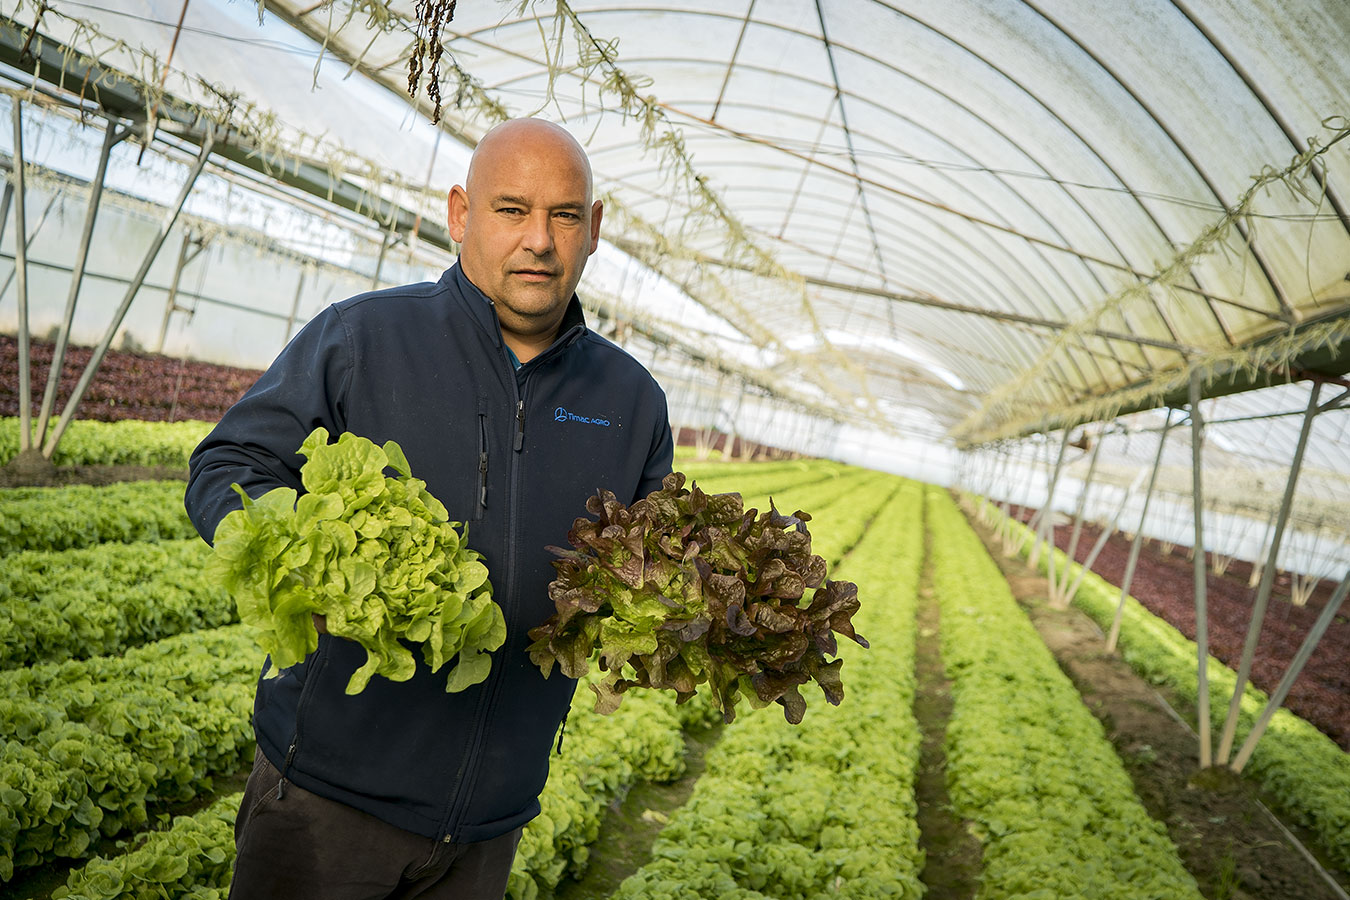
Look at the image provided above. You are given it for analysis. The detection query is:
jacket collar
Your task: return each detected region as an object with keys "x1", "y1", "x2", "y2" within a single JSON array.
[{"x1": 445, "y1": 262, "x2": 588, "y2": 355}]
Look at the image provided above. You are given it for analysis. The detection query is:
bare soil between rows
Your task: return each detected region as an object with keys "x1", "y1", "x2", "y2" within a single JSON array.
[
  {"x1": 967, "y1": 513, "x2": 1349, "y2": 900},
  {"x1": 0, "y1": 459, "x2": 189, "y2": 488}
]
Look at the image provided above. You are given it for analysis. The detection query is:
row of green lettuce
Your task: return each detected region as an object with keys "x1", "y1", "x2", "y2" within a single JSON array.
[
  {"x1": 44, "y1": 679, "x2": 715, "y2": 900},
  {"x1": 609, "y1": 477, "x2": 927, "y2": 900},
  {"x1": 0, "y1": 418, "x2": 212, "y2": 468},
  {"x1": 0, "y1": 626, "x2": 259, "y2": 881},
  {"x1": 0, "y1": 481, "x2": 196, "y2": 556},
  {"x1": 927, "y1": 488, "x2": 1205, "y2": 900},
  {"x1": 0, "y1": 539, "x2": 235, "y2": 669},
  {"x1": 24, "y1": 459, "x2": 882, "y2": 898},
  {"x1": 969, "y1": 495, "x2": 1350, "y2": 872}
]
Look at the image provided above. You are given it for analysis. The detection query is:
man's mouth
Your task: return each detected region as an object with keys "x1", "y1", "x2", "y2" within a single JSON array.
[{"x1": 513, "y1": 269, "x2": 557, "y2": 282}]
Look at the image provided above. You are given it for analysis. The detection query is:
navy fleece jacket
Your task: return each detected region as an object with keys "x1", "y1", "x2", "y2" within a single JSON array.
[{"x1": 185, "y1": 263, "x2": 673, "y2": 842}]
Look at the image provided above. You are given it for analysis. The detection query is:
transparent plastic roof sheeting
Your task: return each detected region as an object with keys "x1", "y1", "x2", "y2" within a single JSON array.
[{"x1": 0, "y1": 1, "x2": 1346, "y2": 501}]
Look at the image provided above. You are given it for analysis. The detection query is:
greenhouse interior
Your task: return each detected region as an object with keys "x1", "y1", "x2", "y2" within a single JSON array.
[{"x1": 0, "y1": 1, "x2": 1346, "y2": 898}]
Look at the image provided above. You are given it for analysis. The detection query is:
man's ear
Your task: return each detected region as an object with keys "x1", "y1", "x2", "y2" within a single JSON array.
[
  {"x1": 588, "y1": 199, "x2": 603, "y2": 255},
  {"x1": 447, "y1": 185, "x2": 469, "y2": 243}
]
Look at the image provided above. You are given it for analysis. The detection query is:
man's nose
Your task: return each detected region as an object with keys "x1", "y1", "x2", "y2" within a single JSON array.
[{"x1": 521, "y1": 211, "x2": 555, "y2": 255}]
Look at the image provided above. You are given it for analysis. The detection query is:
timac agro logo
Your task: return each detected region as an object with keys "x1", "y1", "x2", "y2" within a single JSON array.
[{"x1": 553, "y1": 406, "x2": 611, "y2": 427}]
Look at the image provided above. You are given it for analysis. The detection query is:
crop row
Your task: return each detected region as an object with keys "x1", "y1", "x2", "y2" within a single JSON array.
[
  {"x1": 611, "y1": 478, "x2": 926, "y2": 900},
  {"x1": 31, "y1": 675, "x2": 716, "y2": 900},
  {"x1": 0, "y1": 481, "x2": 196, "y2": 556},
  {"x1": 986, "y1": 503, "x2": 1350, "y2": 872},
  {"x1": 0, "y1": 626, "x2": 259, "y2": 881},
  {"x1": 51, "y1": 792, "x2": 241, "y2": 900},
  {"x1": 507, "y1": 685, "x2": 713, "y2": 899},
  {"x1": 0, "y1": 418, "x2": 211, "y2": 469},
  {"x1": 927, "y1": 488, "x2": 1205, "y2": 899},
  {"x1": 0, "y1": 540, "x2": 234, "y2": 669}
]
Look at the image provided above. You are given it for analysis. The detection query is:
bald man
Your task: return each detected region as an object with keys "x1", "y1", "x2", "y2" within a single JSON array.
[{"x1": 187, "y1": 118, "x2": 673, "y2": 899}]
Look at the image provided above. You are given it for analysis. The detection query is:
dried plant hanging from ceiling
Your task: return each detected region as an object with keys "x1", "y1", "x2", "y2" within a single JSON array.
[{"x1": 406, "y1": 0, "x2": 457, "y2": 123}]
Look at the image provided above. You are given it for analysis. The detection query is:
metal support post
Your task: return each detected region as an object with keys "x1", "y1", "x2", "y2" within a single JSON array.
[
  {"x1": 371, "y1": 227, "x2": 398, "y2": 290},
  {"x1": 1216, "y1": 380, "x2": 1322, "y2": 764},
  {"x1": 1057, "y1": 468, "x2": 1147, "y2": 610},
  {"x1": 43, "y1": 135, "x2": 215, "y2": 458},
  {"x1": 1230, "y1": 568, "x2": 1350, "y2": 773},
  {"x1": 0, "y1": 182, "x2": 12, "y2": 249},
  {"x1": 1057, "y1": 427, "x2": 1105, "y2": 604},
  {"x1": 0, "y1": 190, "x2": 61, "y2": 302},
  {"x1": 36, "y1": 120, "x2": 127, "y2": 447},
  {"x1": 10, "y1": 98, "x2": 31, "y2": 452},
  {"x1": 1190, "y1": 370, "x2": 1212, "y2": 768},
  {"x1": 1033, "y1": 427, "x2": 1072, "y2": 576},
  {"x1": 284, "y1": 264, "x2": 308, "y2": 343},
  {"x1": 1107, "y1": 409, "x2": 1175, "y2": 652},
  {"x1": 154, "y1": 228, "x2": 208, "y2": 354}
]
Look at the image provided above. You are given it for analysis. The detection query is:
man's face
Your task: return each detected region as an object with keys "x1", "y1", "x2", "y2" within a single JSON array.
[{"x1": 447, "y1": 124, "x2": 602, "y2": 341}]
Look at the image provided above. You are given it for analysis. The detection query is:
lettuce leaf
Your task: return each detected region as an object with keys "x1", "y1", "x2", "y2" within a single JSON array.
[{"x1": 209, "y1": 427, "x2": 504, "y2": 694}]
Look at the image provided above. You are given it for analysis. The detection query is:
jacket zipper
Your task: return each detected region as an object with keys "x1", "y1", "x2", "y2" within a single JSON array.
[
  {"x1": 438, "y1": 323, "x2": 530, "y2": 843},
  {"x1": 277, "y1": 641, "x2": 329, "y2": 799}
]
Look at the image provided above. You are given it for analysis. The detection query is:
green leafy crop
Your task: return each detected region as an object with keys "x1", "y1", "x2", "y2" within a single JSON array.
[
  {"x1": 209, "y1": 428, "x2": 505, "y2": 695},
  {"x1": 527, "y1": 472, "x2": 866, "y2": 724}
]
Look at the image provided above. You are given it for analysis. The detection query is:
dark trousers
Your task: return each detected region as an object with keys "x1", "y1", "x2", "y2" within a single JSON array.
[{"x1": 229, "y1": 747, "x2": 522, "y2": 900}]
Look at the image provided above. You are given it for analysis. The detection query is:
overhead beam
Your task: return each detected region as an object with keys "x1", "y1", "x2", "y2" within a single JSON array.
[
  {"x1": 620, "y1": 240, "x2": 1197, "y2": 354},
  {"x1": 0, "y1": 17, "x2": 457, "y2": 252},
  {"x1": 1005, "y1": 307, "x2": 1350, "y2": 440}
]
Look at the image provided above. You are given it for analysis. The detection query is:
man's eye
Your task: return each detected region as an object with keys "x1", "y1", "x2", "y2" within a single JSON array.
[
  {"x1": 555, "y1": 211, "x2": 580, "y2": 221},
  {"x1": 498, "y1": 207, "x2": 524, "y2": 215}
]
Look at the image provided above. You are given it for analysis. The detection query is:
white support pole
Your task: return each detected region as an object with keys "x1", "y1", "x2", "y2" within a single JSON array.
[
  {"x1": 42, "y1": 135, "x2": 215, "y2": 458},
  {"x1": 1057, "y1": 428, "x2": 1105, "y2": 604},
  {"x1": 284, "y1": 263, "x2": 308, "y2": 343},
  {"x1": 996, "y1": 447, "x2": 1018, "y2": 551},
  {"x1": 1230, "y1": 568, "x2": 1349, "y2": 773},
  {"x1": 36, "y1": 120, "x2": 126, "y2": 446},
  {"x1": 0, "y1": 188, "x2": 60, "y2": 303},
  {"x1": 371, "y1": 227, "x2": 397, "y2": 290},
  {"x1": 1248, "y1": 508, "x2": 1280, "y2": 589},
  {"x1": 1216, "y1": 381, "x2": 1322, "y2": 764},
  {"x1": 153, "y1": 229, "x2": 207, "y2": 354},
  {"x1": 1190, "y1": 370, "x2": 1212, "y2": 768},
  {"x1": 1107, "y1": 410, "x2": 1175, "y2": 652},
  {"x1": 1034, "y1": 427, "x2": 1072, "y2": 579},
  {"x1": 0, "y1": 181, "x2": 12, "y2": 248},
  {"x1": 10, "y1": 98, "x2": 32, "y2": 453},
  {"x1": 1024, "y1": 437, "x2": 1052, "y2": 535},
  {"x1": 1057, "y1": 468, "x2": 1148, "y2": 610}
]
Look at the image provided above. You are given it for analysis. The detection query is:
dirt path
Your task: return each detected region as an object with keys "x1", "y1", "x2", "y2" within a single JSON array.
[
  {"x1": 969, "y1": 515, "x2": 1349, "y2": 900},
  {"x1": 552, "y1": 723, "x2": 722, "y2": 899},
  {"x1": 913, "y1": 559, "x2": 982, "y2": 899}
]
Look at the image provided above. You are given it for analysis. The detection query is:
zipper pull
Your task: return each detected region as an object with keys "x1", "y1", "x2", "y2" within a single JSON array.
[
  {"x1": 278, "y1": 741, "x2": 298, "y2": 800},
  {"x1": 478, "y1": 450, "x2": 489, "y2": 508},
  {"x1": 555, "y1": 709, "x2": 569, "y2": 755},
  {"x1": 514, "y1": 400, "x2": 525, "y2": 452}
]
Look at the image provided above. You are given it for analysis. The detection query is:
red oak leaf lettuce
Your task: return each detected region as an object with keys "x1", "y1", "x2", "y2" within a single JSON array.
[{"x1": 527, "y1": 472, "x2": 866, "y2": 724}]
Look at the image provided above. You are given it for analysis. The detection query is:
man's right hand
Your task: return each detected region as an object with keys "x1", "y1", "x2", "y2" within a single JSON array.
[{"x1": 313, "y1": 614, "x2": 329, "y2": 635}]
